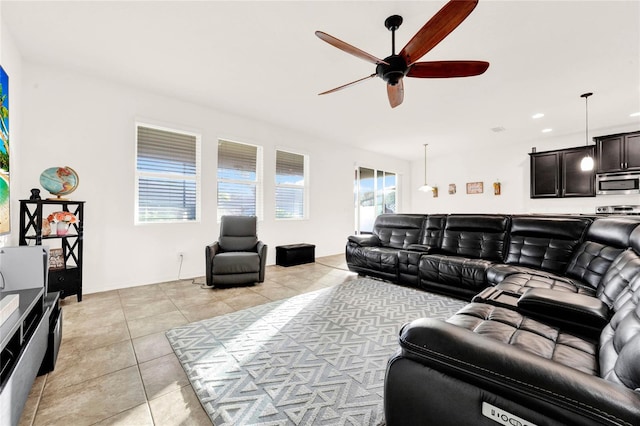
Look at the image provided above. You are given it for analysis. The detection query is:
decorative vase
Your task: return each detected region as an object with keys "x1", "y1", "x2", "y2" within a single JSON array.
[{"x1": 56, "y1": 221, "x2": 70, "y2": 236}]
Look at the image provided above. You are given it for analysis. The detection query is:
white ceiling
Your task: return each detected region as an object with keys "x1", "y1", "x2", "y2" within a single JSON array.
[{"x1": 3, "y1": 0, "x2": 640, "y2": 161}]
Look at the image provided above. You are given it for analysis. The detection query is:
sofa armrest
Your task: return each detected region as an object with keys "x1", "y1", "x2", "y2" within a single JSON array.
[
  {"x1": 397, "y1": 318, "x2": 640, "y2": 425},
  {"x1": 347, "y1": 234, "x2": 381, "y2": 247},
  {"x1": 517, "y1": 288, "x2": 610, "y2": 333},
  {"x1": 404, "y1": 244, "x2": 434, "y2": 253},
  {"x1": 205, "y1": 242, "x2": 220, "y2": 287}
]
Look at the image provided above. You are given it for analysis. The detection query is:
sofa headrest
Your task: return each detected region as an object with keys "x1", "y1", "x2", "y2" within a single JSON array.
[
  {"x1": 374, "y1": 214, "x2": 426, "y2": 230},
  {"x1": 510, "y1": 216, "x2": 591, "y2": 240},
  {"x1": 588, "y1": 217, "x2": 640, "y2": 248},
  {"x1": 444, "y1": 215, "x2": 509, "y2": 232}
]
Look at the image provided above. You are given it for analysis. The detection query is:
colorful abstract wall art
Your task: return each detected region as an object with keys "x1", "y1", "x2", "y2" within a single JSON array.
[{"x1": 0, "y1": 65, "x2": 9, "y2": 235}]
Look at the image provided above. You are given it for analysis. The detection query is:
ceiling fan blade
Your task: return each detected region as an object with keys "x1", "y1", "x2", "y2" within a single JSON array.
[
  {"x1": 400, "y1": 0, "x2": 479, "y2": 65},
  {"x1": 319, "y1": 74, "x2": 377, "y2": 95},
  {"x1": 315, "y1": 31, "x2": 389, "y2": 65},
  {"x1": 387, "y1": 79, "x2": 404, "y2": 108},
  {"x1": 407, "y1": 60, "x2": 489, "y2": 78}
]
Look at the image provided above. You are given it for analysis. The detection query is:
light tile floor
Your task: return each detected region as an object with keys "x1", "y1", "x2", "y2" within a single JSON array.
[{"x1": 19, "y1": 254, "x2": 356, "y2": 426}]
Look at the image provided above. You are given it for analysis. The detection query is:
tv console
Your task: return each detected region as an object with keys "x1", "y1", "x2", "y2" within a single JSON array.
[{"x1": 0, "y1": 246, "x2": 51, "y2": 426}]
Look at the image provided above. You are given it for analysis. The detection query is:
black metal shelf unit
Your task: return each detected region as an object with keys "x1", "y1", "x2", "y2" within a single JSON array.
[{"x1": 19, "y1": 199, "x2": 85, "y2": 301}]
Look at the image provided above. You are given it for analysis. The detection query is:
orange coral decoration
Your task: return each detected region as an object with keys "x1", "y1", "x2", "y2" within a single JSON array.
[{"x1": 47, "y1": 211, "x2": 77, "y2": 223}]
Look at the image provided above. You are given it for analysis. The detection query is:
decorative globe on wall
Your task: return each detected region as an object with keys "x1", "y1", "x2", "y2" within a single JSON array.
[{"x1": 39, "y1": 166, "x2": 79, "y2": 200}]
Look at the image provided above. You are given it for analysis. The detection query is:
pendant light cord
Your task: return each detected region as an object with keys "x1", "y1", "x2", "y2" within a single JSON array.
[
  {"x1": 581, "y1": 92, "x2": 593, "y2": 146},
  {"x1": 424, "y1": 144, "x2": 428, "y2": 185}
]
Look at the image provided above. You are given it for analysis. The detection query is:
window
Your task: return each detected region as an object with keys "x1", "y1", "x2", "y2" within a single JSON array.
[
  {"x1": 355, "y1": 167, "x2": 397, "y2": 233},
  {"x1": 135, "y1": 124, "x2": 200, "y2": 224},
  {"x1": 275, "y1": 150, "x2": 308, "y2": 219},
  {"x1": 217, "y1": 140, "x2": 262, "y2": 220}
]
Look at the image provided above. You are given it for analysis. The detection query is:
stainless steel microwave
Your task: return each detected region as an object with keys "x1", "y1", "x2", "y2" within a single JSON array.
[{"x1": 596, "y1": 172, "x2": 640, "y2": 195}]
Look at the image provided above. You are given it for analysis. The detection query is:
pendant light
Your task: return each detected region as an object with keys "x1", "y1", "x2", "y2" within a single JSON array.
[
  {"x1": 418, "y1": 143, "x2": 433, "y2": 191},
  {"x1": 580, "y1": 92, "x2": 594, "y2": 171}
]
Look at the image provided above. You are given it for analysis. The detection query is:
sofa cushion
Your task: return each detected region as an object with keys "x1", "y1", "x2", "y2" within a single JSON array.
[
  {"x1": 600, "y1": 296, "x2": 640, "y2": 389},
  {"x1": 373, "y1": 214, "x2": 425, "y2": 249},
  {"x1": 494, "y1": 273, "x2": 596, "y2": 296},
  {"x1": 563, "y1": 217, "x2": 640, "y2": 288},
  {"x1": 212, "y1": 252, "x2": 260, "y2": 274},
  {"x1": 597, "y1": 248, "x2": 640, "y2": 309},
  {"x1": 419, "y1": 214, "x2": 446, "y2": 247},
  {"x1": 446, "y1": 302, "x2": 599, "y2": 376},
  {"x1": 504, "y1": 216, "x2": 591, "y2": 273},
  {"x1": 439, "y1": 214, "x2": 509, "y2": 261},
  {"x1": 419, "y1": 255, "x2": 494, "y2": 291},
  {"x1": 397, "y1": 250, "x2": 423, "y2": 285},
  {"x1": 346, "y1": 246, "x2": 399, "y2": 274},
  {"x1": 218, "y1": 216, "x2": 259, "y2": 251}
]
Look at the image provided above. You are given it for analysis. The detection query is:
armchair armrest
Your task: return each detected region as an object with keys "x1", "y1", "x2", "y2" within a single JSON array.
[
  {"x1": 347, "y1": 234, "x2": 381, "y2": 247},
  {"x1": 257, "y1": 241, "x2": 267, "y2": 283},
  {"x1": 205, "y1": 242, "x2": 220, "y2": 287},
  {"x1": 397, "y1": 318, "x2": 640, "y2": 425},
  {"x1": 517, "y1": 288, "x2": 610, "y2": 335}
]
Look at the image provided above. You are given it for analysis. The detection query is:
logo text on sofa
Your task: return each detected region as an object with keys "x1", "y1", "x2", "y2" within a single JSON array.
[{"x1": 482, "y1": 402, "x2": 538, "y2": 426}]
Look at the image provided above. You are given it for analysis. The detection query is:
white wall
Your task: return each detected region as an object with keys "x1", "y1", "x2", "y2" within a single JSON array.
[
  {"x1": 411, "y1": 125, "x2": 640, "y2": 214},
  {"x1": 17, "y1": 63, "x2": 412, "y2": 294}
]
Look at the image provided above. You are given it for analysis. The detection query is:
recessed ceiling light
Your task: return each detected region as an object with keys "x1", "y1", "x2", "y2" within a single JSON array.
[
  {"x1": 542, "y1": 128, "x2": 553, "y2": 133},
  {"x1": 631, "y1": 112, "x2": 640, "y2": 117},
  {"x1": 532, "y1": 113, "x2": 544, "y2": 119}
]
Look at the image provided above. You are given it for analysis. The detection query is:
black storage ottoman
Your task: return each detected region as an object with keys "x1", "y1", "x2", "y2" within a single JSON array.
[{"x1": 276, "y1": 244, "x2": 315, "y2": 267}]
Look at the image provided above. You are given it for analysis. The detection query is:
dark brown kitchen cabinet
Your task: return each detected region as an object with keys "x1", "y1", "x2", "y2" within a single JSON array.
[
  {"x1": 530, "y1": 146, "x2": 595, "y2": 198},
  {"x1": 596, "y1": 131, "x2": 640, "y2": 173}
]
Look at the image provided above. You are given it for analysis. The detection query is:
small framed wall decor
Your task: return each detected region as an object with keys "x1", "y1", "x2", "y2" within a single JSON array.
[
  {"x1": 49, "y1": 248, "x2": 65, "y2": 270},
  {"x1": 466, "y1": 182, "x2": 484, "y2": 194},
  {"x1": 448, "y1": 184, "x2": 456, "y2": 195}
]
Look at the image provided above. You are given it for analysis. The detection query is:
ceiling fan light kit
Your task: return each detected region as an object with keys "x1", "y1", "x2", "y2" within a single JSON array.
[{"x1": 315, "y1": 0, "x2": 489, "y2": 108}]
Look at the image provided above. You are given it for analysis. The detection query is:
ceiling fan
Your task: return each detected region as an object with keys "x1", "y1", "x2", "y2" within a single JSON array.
[{"x1": 316, "y1": 0, "x2": 489, "y2": 108}]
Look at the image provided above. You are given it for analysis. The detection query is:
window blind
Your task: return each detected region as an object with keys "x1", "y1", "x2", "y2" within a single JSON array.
[
  {"x1": 136, "y1": 125, "x2": 200, "y2": 223},
  {"x1": 217, "y1": 140, "x2": 259, "y2": 218},
  {"x1": 276, "y1": 150, "x2": 306, "y2": 219}
]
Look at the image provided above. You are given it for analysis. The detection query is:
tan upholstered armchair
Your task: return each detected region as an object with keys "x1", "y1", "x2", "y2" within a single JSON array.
[{"x1": 205, "y1": 216, "x2": 267, "y2": 287}]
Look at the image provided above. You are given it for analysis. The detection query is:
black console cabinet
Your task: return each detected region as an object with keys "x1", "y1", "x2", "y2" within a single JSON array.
[{"x1": 19, "y1": 199, "x2": 85, "y2": 301}]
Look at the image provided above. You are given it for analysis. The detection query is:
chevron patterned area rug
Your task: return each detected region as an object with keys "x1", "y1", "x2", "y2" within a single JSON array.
[{"x1": 166, "y1": 278, "x2": 466, "y2": 426}]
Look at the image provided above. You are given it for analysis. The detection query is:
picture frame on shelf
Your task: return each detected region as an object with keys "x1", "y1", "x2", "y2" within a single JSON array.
[{"x1": 48, "y1": 248, "x2": 65, "y2": 270}]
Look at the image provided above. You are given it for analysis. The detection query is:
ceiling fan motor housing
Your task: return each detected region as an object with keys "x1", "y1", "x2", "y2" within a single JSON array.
[{"x1": 376, "y1": 55, "x2": 408, "y2": 86}]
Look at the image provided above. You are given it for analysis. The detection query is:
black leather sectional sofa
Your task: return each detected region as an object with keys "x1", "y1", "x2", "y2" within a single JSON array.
[{"x1": 345, "y1": 213, "x2": 640, "y2": 426}]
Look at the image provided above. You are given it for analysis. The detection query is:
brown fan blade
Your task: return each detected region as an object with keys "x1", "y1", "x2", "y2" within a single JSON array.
[
  {"x1": 407, "y1": 60, "x2": 489, "y2": 78},
  {"x1": 400, "y1": 0, "x2": 479, "y2": 65},
  {"x1": 315, "y1": 31, "x2": 389, "y2": 65},
  {"x1": 319, "y1": 74, "x2": 377, "y2": 95},
  {"x1": 387, "y1": 79, "x2": 404, "y2": 108}
]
